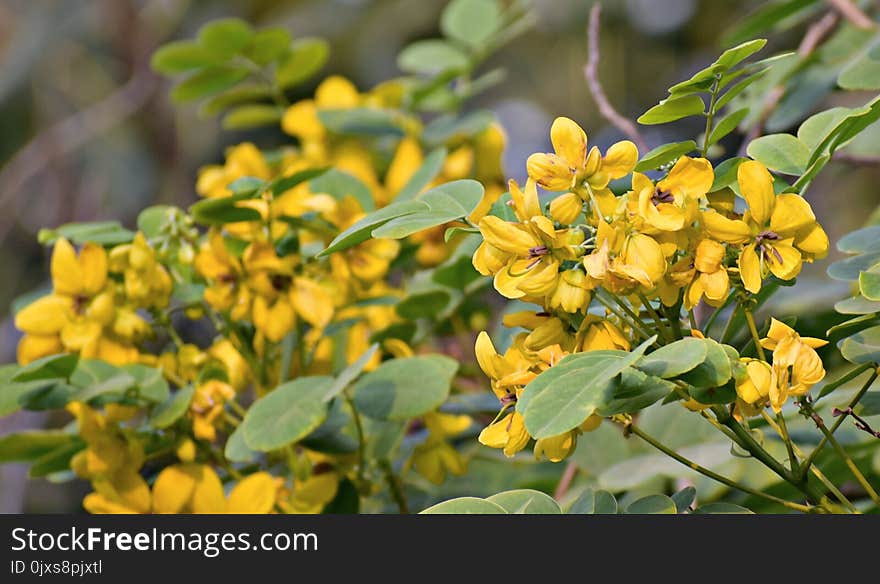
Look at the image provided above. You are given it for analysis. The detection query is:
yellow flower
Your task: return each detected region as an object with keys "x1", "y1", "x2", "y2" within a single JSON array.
[
  {"x1": 760, "y1": 318, "x2": 828, "y2": 412},
  {"x1": 702, "y1": 160, "x2": 828, "y2": 293},
  {"x1": 685, "y1": 239, "x2": 730, "y2": 309},
  {"x1": 152, "y1": 464, "x2": 278, "y2": 514},
  {"x1": 576, "y1": 315, "x2": 630, "y2": 352},
  {"x1": 534, "y1": 431, "x2": 577, "y2": 462},
  {"x1": 526, "y1": 117, "x2": 637, "y2": 192},
  {"x1": 549, "y1": 192, "x2": 583, "y2": 224},
  {"x1": 109, "y1": 233, "x2": 172, "y2": 309},
  {"x1": 548, "y1": 269, "x2": 591, "y2": 313},
  {"x1": 190, "y1": 380, "x2": 236, "y2": 442},
  {"x1": 634, "y1": 157, "x2": 713, "y2": 233},
  {"x1": 410, "y1": 412, "x2": 471, "y2": 484},
  {"x1": 478, "y1": 411, "x2": 531, "y2": 457},
  {"x1": 195, "y1": 231, "x2": 251, "y2": 320},
  {"x1": 735, "y1": 358, "x2": 772, "y2": 405}
]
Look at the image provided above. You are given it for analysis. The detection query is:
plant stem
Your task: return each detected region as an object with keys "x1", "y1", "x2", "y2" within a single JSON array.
[
  {"x1": 702, "y1": 294, "x2": 735, "y2": 336},
  {"x1": 761, "y1": 411, "x2": 858, "y2": 512},
  {"x1": 800, "y1": 369, "x2": 878, "y2": 475},
  {"x1": 344, "y1": 390, "x2": 368, "y2": 487},
  {"x1": 636, "y1": 291, "x2": 674, "y2": 342},
  {"x1": 720, "y1": 303, "x2": 740, "y2": 344},
  {"x1": 817, "y1": 421, "x2": 880, "y2": 506},
  {"x1": 594, "y1": 289, "x2": 653, "y2": 341},
  {"x1": 700, "y1": 76, "x2": 721, "y2": 157},
  {"x1": 773, "y1": 410, "x2": 799, "y2": 474},
  {"x1": 380, "y1": 459, "x2": 409, "y2": 514},
  {"x1": 554, "y1": 461, "x2": 579, "y2": 501},
  {"x1": 743, "y1": 307, "x2": 766, "y2": 361},
  {"x1": 627, "y1": 423, "x2": 813, "y2": 512}
]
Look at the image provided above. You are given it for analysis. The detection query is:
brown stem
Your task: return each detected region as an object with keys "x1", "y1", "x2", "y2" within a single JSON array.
[
  {"x1": 825, "y1": 0, "x2": 876, "y2": 29},
  {"x1": 553, "y1": 461, "x2": 579, "y2": 501},
  {"x1": 739, "y1": 12, "x2": 839, "y2": 156},
  {"x1": 584, "y1": 3, "x2": 648, "y2": 153}
]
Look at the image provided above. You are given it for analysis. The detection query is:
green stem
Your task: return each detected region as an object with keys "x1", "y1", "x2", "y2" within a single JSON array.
[
  {"x1": 800, "y1": 369, "x2": 878, "y2": 476},
  {"x1": 627, "y1": 423, "x2": 813, "y2": 513},
  {"x1": 380, "y1": 459, "x2": 409, "y2": 514},
  {"x1": 700, "y1": 76, "x2": 721, "y2": 157},
  {"x1": 817, "y1": 421, "x2": 880, "y2": 506},
  {"x1": 743, "y1": 308, "x2": 766, "y2": 361},
  {"x1": 637, "y1": 291, "x2": 674, "y2": 342},
  {"x1": 720, "y1": 303, "x2": 740, "y2": 344},
  {"x1": 702, "y1": 294, "x2": 735, "y2": 336},
  {"x1": 594, "y1": 289, "x2": 653, "y2": 341},
  {"x1": 344, "y1": 390, "x2": 368, "y2": 487}
]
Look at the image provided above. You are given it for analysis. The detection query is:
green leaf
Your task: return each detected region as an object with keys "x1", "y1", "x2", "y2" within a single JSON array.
[
  {"x1": 838, "y1": 51, "x2": 880, "y2": 90},
  {"x1": 242, "y1": 376, "x2": 333, "y2": 451},
  {"x1": 746, "y1": 133, "x2": 809, "y2": 175},
  {"x1": 634, "y1": 141, "x2": 696, "y2": 172},
  {"x1": 309, "y1": 169, "x2": 374, "y2": 212},
  {"x1": 352, "y1": 355, "x2": 457, "y2": 420},
  {"x1": 199, "y1": 85, "x2": 275, "y2": 116},
  {"x1": 318, "y1": 108, "x2": 405, "y2": 137},
  {"x1": 137, "y1": 205, "x2": 175, "y2": 239},
  {"x1": 0, "y1": 365, "x2": 58, "y2": 416},
  {"x1": 171, "y1": 66, "x2": 250, "y2": 102},
  {"x1": 190, "y1": 192, "x2": 263, "y2": 225},
  {"x1": 394, "y1": 147, "x2": 448, "y2": 201},
  {"x1": 859, "y1": 268, "x2": 880, "y2": 301},
  {"x1": 693, "y1": 502, "x2": 753, "y2": 514},
  {"x1": 713, "y1": 70, "x2": 768, "y2": 111},
  {"x1": 835, "y1": 295, "x2": 880, "y2": 315},
  {"x1": 671, "y1": 486, "x2": 697, "y2": 511},
  {"x1": 837, "y1": 225, "x2": 880, "y2": 254},
  {"x1": 73, "y1": 372, "x2": 136, "y2": 403},
  {"x1": 625, "y1": 494, "x2": 677, "y2": 514},
  {"x1": 322, "y1": 344, "x2": 379, "y2": 402},
  {"x1": 222, "y1": 104, "x2": 283, "y2": 130},
  {"x1": 38, "y1": 221, "x2": 134, "y2": 246},
  {"x1": 420, "y1": 497, "x2": 507, "y2": 514},
  {"x1": 224, "y1": 424, "x2": 258, "y2": 463},
  {"x1": 0, "y1": 430, "x2": 75, "y2": 463},
  {"x1": 198, "y1": 18, "x2": 254, "y2": 58},
  {"x1": 29, "y1": 439, "x2": 85, "y2": 478},
  {"x1": 13, "y1": 354, "x2": 78, "y2": 382},
  {"x1": 638, "y1": 95, "x2": 705, "y2": 125},
  {"x1": 148, "y1": 385, "x2": 195, "y2": 429},
  {"x1": 151, "y1": 41, "x2": 220, "y2": 74},
  {"x1": 708, "y1": 107, "x2": 748, "y2": 145},
  {"x1": 276, "y1": 38, "x2": 330, "y2": 89},
  {"x1": 636, "y1": 338, "x2": 708, "y2": 378},
  {"x1": 709, "y1": 157, "x2": 746, "y2": 192},
  {"x1": 597, "y1": 367, "x2": 675, "y2": 415},
  {"x1": 398, "y1": 40, "x2": 470, "y2": 74},
  {"x1": 798, "y1": 107, "x2": 860, "y2": 151},
  {"x1": 440, "y1": 0, "x2": 502, "y2": 49},
  {"x1": 839, "y1": 325, "x2": 880, "y2": 364},
  {"x1": 396, "y1": 290, "x2": 451, "y2": 320},
  {"x1": 722, "y1": 0, "x2": 819, "y2": 47},
  {"x1": 568, "y1": 488, "x2": 618, "y2": 514},
  {"x1": 828, "y1": 252, "x2": 880, "y2": 282},
  {"x1": 678, "y1": 339, "x2": 733, "y2": 389},
  {"x1": 712, "y1": 39, "x2": 767, "y2": 70},
  {"x1": 518, "y1": 338, "x2": 654, "y2": 439},
  {"x1": 270, "y1": 167, "x2": 329, "y2": 196},
  {"x1": 422, "y1": 110, "x2": 494, "y2": 145},
  {"x1": 486, "y1": 490, "x2": 561, "y2": 514},
  {"x1": 318, "y1": 200, "x2": 426, "y2": 256},
  {"x1": 246, "y1": 27, "x2": 292, "y2": 65},
  {"x1": 124, "y1": 364, "x2": 170, "y2": 403}
]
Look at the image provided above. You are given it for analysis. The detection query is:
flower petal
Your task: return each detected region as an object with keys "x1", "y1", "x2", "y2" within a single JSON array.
[{"x1": 738, "y1": 160, "x2": 775, "y2": 226}]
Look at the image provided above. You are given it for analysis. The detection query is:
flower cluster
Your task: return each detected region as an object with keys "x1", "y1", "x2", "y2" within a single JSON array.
[{"x1": 472, "y1": 117, "x2": 830, "y2": 460}]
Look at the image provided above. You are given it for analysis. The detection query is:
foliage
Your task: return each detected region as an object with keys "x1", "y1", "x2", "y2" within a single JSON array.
[{"x1": 2, "y1": 0, "x2": 880, "y2": 515}]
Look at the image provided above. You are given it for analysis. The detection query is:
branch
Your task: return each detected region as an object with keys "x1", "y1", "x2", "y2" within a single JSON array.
[
  {"x1": 739, "y1": 11, "x2": 840, "y2": 155},
  {"x1": 584, "y1": 3, "x2": 648, "y2": 153},
  {"x1": 825, "y1": 0, "x2": 876, "y2": 30}
]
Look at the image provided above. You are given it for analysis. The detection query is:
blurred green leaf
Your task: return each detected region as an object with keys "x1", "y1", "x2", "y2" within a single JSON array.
[
  {"x1": 486, "y1": 489, "x2": 561, "y2": 514},
  {"x1": 859, "y1": 268, "x2": 880, "y2": 301},
  {"x1": 835, "y1": 296, "x2": 880, "y2": 315},
  {"x1": 420, "y1": 497, "x2": 507, "y2": 514},
  {"x1": 723, "y1": 0, "x2": 820, "y2": 47},
  {"x1": 148, "y1": 385, "x2": 194, "y2": 429},
  {"x1": 568, "y1": 488, "x2": 618, "y2": 514},
  {"x1": 151, "y1": 41, "x2": 220, "y2": 74},
  {"x1": 839, "y1": 325, "x2": 880, "y2": 364},
  {"x1": 171, "y1": 66, "x2": 250, "y2": 102},
  {"x1": 398, "y1": 40, "x2": 469, "y2": 74},
  {"x1": 394, "y1": 147, "x2": 448, "y2": 201},
  {"x1": 222, "y1": 104, "x2": 283, "y2": 130},
  {"x1": 198, "y1": 18, "x2": 254, "y2": 58},
  {"x1": 318, "y1": 108, "x2": 405, "y2": 137},
  {"x1": 246, "y1": 27, "x2": 292, "y2": 65},
  {"x1": 0, "y1": 430, "x2": 76, "y2": 463},
  {"x1": 838, "y1": 225, "x2": 880, "y2": 254},
  {"x1": 352, "y1": 355, "x2": 457, "y2": 420},
  {"x1": 276, "y1": 38, "x2": 330, "y2": 89},
  {"x1": 13, "y1": 354, "x2": 78, "y2": 382},
  {"x1": 441, "y1": 0, "x2": 502, "y2": 49},
  {"x1": 625, "y1": 494, "x2": 677, "y2": 514}
]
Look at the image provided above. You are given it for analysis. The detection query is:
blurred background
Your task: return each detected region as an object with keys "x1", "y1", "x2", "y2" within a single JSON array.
[{"x1": 1, "y1": 0, "x2": 878, "y2": 512}]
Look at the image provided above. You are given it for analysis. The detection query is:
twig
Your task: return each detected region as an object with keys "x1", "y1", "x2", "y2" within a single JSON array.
[
  {"x1": 553, "y1": 461, "x2": 579, "y2": 501},
  {"x1": 833, "y1": 407, "x2": 880, "y2": 438},
  {"x1": 825, "y1": 0, "x2": 875, "y2": 29},
  {"x1": 739, "y1": 12, "x2": 839, "y2": 155},
  {"x1": 380, "y1": 459, "x2": 410, "y2": 514},
  {"x1": 832, "y1": 152, "x2": 880, "y2": 166},
  {"x1": 584, "y1": 3, "x2": 648, "y2": 153}
]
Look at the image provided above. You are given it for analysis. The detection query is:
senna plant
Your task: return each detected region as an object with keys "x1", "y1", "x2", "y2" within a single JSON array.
[{"x1": 2, "y1": 0, "x2": 880, "y2": 515}]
